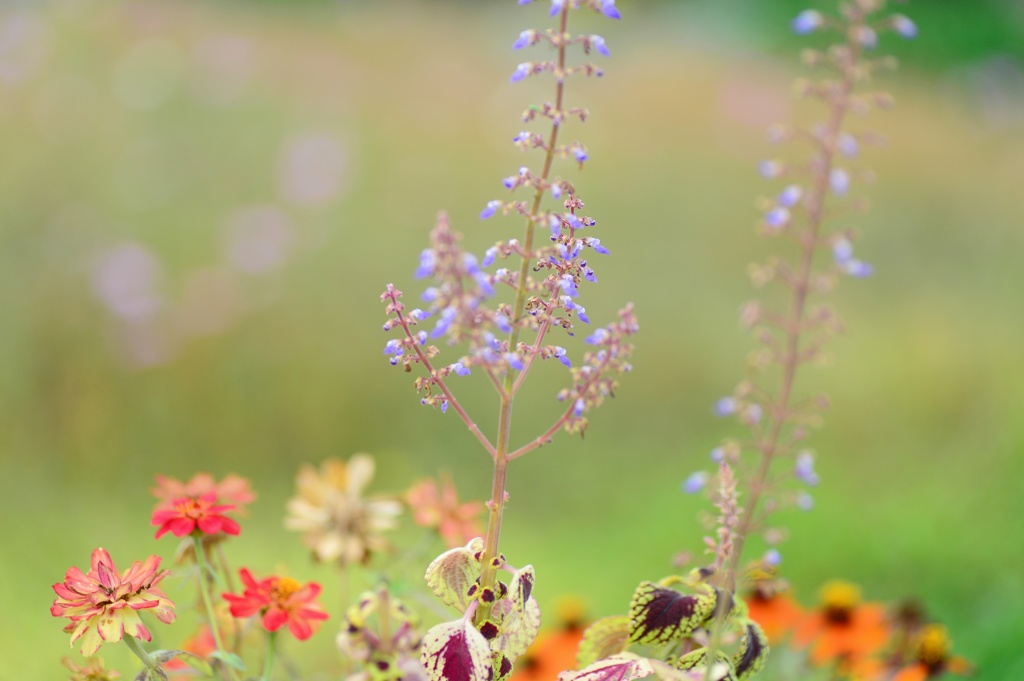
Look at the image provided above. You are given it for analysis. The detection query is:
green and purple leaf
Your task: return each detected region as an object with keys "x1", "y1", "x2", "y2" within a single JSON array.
[
  {"x1": 489, "y1": 595, "x2": 541, "y2": 662},
  {"x1": 628, "y1": 581, "x2": 716, "y2": 645},
  {"x1": 675, "y1": 649, "x2": 736, "y2": 681},
  {"x1": 732, "y1": 622, "x2": 769, "y2": 681},
  {"x1": 422, "y1": 619, "x2": 493, "y2": 681},
  {"x1": 577, "y1": 615, "x2": 631, "y2": 668},
  {"x1": 557, "y1": 653, "x2": 657, "y2": 681},
  {"x1": 425, "y1": 538, "x2": 485, "y2": 612}
]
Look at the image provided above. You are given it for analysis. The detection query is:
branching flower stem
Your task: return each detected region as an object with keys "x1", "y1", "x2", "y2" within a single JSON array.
[{"x1": 476, "y1": 5, "x2": 570, "y2": 627}]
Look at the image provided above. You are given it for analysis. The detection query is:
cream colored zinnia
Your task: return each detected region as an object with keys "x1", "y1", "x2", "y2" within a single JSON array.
[{"x1": 285, "y1": 455, "x2": 403, "y2": 567}]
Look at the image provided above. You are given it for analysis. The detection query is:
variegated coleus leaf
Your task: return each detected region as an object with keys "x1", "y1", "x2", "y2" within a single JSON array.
[
  {"x1": 485, "y1": 566, "x2": 540, "y2": 663},
  {"x1": 557, "y1": 652, "x2": 657, "y2": 681},
  {"x1": 577, "y1": 615, "x2": 631, "y2": 669},
  {"x1": 732, "y1": 622, "x2": 769, "y2": 681},
  {"x1": 492, "y1": 653, "x2": 515, "y2": 681},
  {"x1": 628, "y1": 581, "x2": 717, "y2": 645},
  {"x1": 421, "y1": 618, "x2": 493, "y2": 681},
  {"x1": 425, "y1": 537, "x2": 485, "y2": 612},
  {"x1": 675, "y1": 648, "x2": 736, "y2": 681}
]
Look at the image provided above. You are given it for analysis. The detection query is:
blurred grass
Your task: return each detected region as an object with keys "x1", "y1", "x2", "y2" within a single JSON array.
[{"x1": 1, "y1": 0, "x2": 1023, "y2": 679}]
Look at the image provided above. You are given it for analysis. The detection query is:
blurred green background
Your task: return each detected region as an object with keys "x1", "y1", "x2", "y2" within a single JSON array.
[{"x1": 2, "y1": 0, "x2": 1022, "y2": 678}]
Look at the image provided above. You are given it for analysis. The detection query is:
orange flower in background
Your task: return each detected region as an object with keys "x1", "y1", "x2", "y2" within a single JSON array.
[
  {"x1": 892, "y1": 624, "x2": 973, "y2": 681},
  {"x1": 223, "y1": 569, "x2": 328, "y2": 641},
  {"x1": 152, "y1": 473, "x2": 256, "y2": 515},
  {"x1": 794, "y1": 580, "x2": 890, "y2": 667},
  {"x1": 51, "y1": 549, "x2": 176, "y2": 656},
  {"x1": 406, "y1": 473, "x2": 485, "y2": 547},
  {"x1": 151, "y1": 493, "x2": 241, "y2": 539},
  {"x1": 510, "y1": 598, "x2": 587, "y2": 681},
  {"x1": 164, "y1": 624, "x2": 218, "y2": 681},
  {"x1": 743, "y1": 566, "x2": 804, "y2": 643}
]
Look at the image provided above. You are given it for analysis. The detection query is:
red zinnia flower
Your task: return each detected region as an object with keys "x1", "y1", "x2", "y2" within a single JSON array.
[
  {"x1": 223, "y1": 569, "x2": 328, "y2": 641},
  {"x1": 151, "y1": 493, "x2": 241, "y2": 539}
]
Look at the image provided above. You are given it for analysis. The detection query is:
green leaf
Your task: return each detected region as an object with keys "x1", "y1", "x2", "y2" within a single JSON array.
[
  {"x1": 732, "y1": 622, "x2": 769, "y2": 681},
  {"x1": 577, "y1": 615, "x2": 631, "y2": 669},
  {"x1": 425, "y1": 538, "x2": 485, "y2": 612},
  {"x1": 557, "y1": 652, "x2": 656, "y2": 681},
  {"x1": 675, "y1": 649, "x2": 735, "y2": 681},
  {"x1": 628, "y1": 581, "x2": 716, "y2": 645},
  {"x1": 421, "y1": 618, "x2": 493, "y2": 681},
  {"x1": 209, "y1": 650, "x2": 246, "y2": 671},
  {"x1": 489, "y1": 596, "x2": 541, "y2": 662}
]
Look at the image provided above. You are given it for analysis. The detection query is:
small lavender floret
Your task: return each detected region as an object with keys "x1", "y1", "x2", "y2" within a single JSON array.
[
  {"x1": 559, "y1": 274, "x2": 578, "y2": 297},
  {"x1": 480, "y1": 200, "x2": 502, "y2": 220},
  {"x1": 506, "y1": 353, "x2": 525, "y2": 371},
  {"x1": 797, "y1": 492, "x2": 814, "y2": 511},
  {"x1": 441, "y1": 400, "x2": 449, "y2": 414},
  {"x1": 416, "y1": 331, "x2": 428, "y2": 345},
  {"x1": 495, "y1": 314, "x2": 512, "y2": 334},
  {"x1": 589, "y1": 238, "x2": 610, "y2": 255},
  {"x1": 585, "y1": 328, "x2": 609, "y2": 345},
  {"x1": 502, "y1": 176, "x2": 516, "y2": 190},
  {"x1": 409, "y1": 308, "x2": 429, "y2": 321},
  {"x1": 601, "y1": 0, "x2": 621, "y2": 20},
  {"x1": 421, "y1": 286, "x2": 439, "y2": 303},
  {"x1": 431, "y1": 306, "x2": 457, "y2": 338},
  {"x1": 744, "y1": 403, "x2": 763, "y2": 424},
  {"x1": 837, "y1": 133, "x2": 859, "y2": 158},
  {"x1": 415, "y1": 249, "x2": 435, "y2": 278},
  {"x1": 795, "y1": 451, "x2": 820, "y2": 486},
  {"x1": 513, "y1": 131, "x2": 531, "y2": 144},
  {"x1": 892, "y1": 15, "x2": 918, "y2": 39},
  {"x1": 576, "y1": 305, "x2": 590, "y2": 324},
  {"x1": 549, "y1": 214, "x2": 561, "y2": 236},
  {"x1": 833, "y1": 238, "x2": 853, "y2": 263},
  {"x1": 714, "y1": 397, "x2": 737, "y2": 417},
  {"x1": 591, "y1": 35, "x2": 610, "y2": 57},
  {"x1": 553, "y1": 346, "x2": 571, "y2": 368},
  {"x1": 792, "y1": 9, "x2": 824, "y2": 34},
  {"x1": 777, "y1": 184, "x2": 802, "y2": 207},
  {"x1": 549, "y1": 0, "x2": 565, "y2": 16},
  {"x1": 482, "y1": 247, "x2": 498, "y2": 267},
  {"x1": 842, "y1": 259, "x2": 874, "y2": 278},
  {"x1": 510, "y1": 63, "x2": 530, "y2": 83},
  {"x1": 451, "y1": 362, "x2": 471, "y2": 376},
  {"x1": 551, "y1": 183, "x2": 562, "y2": 199},
  {"x1": 384, "y1": 339, "x2": 402, "y2": 355},
  {"x1": 764, "y1": 207, "x2": 790, "y2": 230},
  {"x1": 829, "y1": 168, "x2": 850, "y2": 196},
  {"x1": 583, "y1": 267, "x2": 597, "y2": 283},
  {"x1": 566, "y1": 214, "x2": 582, "y2": 230},
  {"x1": 512, "y1": 30, "x2": 533, "y2": 50},
  {"x1": 682, "y1": 471, "x2": 709, "y2": 494},
  {"x1": 764, "y1": 549, "x2": 782, "y2": 567},
  {"x1": 759, "y1": 160, "x2": 783, "y2": 178},
  {"x1": 574, "y1": 148, "x2": 588, "y2": 164},
  {"x1": 475, "y1": 273, "x2": 495, "y2": 297},
  {"x1": 710, "y1": 447, "x2": 725, "y2": 463},
  {"x1": 858, "y1": 26, "x2": 878, "y2": 49},
  {"x1": 573, "y1": 397, "x2": 586, "y2": 417}
]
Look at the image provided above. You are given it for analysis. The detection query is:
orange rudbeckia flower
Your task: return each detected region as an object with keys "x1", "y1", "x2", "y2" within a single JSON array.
[
  {"x1": 510, "y1": 599, "x2": 586, "y2": 681},
  {"x1": 794, "y1": 580, "x2": 890, "y2": 667},
  {"x1": 743, "y1": 567, "x2": 804, "y2": 644},
  {"x1": 892, "y1": 624, "x2": 973, "y2": 681}
]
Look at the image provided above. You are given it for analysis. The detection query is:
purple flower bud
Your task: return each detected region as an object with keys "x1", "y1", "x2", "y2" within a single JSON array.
[
  {"x1": 441, "y1": 400, "x2": 449, "y2": 414},
  {"x1": 475, "y1": 272, "x2": 495, "y2": 297},
  {"x1": 566, "y1": 214, "x2": 582, "y2": 230},
  {"x1": 837, "y1": 133, "x2": 858, "y2": 158},
  {"x1": 777, "y1": 184, "x2": 803, "y2": 207},
  {"x1": 857, "y1": 26, "x2": 878, "y2": 49},
  {"x1": 512, "y1": 30, "x2": 533, "y2": 50},
  {"x1": 482, "y1": 247, "x2": 498, "y2": 267},
  {"x1": 710, "y1": 447, "x2": 725, "y2": 463},
  {"x1": 583, "y1": 267, "x2": 597, "y2": 283},
  {"x1": 505, "y1": 353, "x2": 525, "y2": 371},
  {"x1": 480, "y1": 200, "x2": 502, "y2": 220},
  {"x1": 513, "y1": 131, "x2": 531, "y2": 144},
  {"x1": 559, "y1": 274, "x2": 578, "y2": 297},
  {"x1": 792, "y1": 9, "x2": 824, "y2": 34},
  {"x1": 431, "y1": 307, "x2": 457, "y2": 338},
  {"x1": 830, "y1": 168, "x2": 850, "y2": 196},
  {"x1": 764, "y1": 207, "x2": 791, "y2": 230},
  {"x1": 463, "y1": 253, "x2": 480, "y2": 275},
  {"x1": 495, "y1": 314, "x2": 512, "y2": 334},
  {"x1": 601, "y1": 0, "x2": 621, "y2": 20},
  {"x1": 554, "y1": 346, "x2": 571, "y2": 368},
  {"x1": 589, "y1": 238, "x2": 610, "y2": 255},
  {"x1": 574, "y1": 148, "x2": 588, "y2": 164},
  {"x1": 390, "y1": 356, "x2": 400, "y2": 366},
  {"x1": 502, "y1": 176, "x2": 516, "y2": 190},
  {"x1": 764, "y1": 549, "x2": 782, "y2": 567},
  {"x1": 384, "y1": 339, "x2": 402, "y2": 355},
  {"x1": 451, "y1": 362, "x2": 471, "y2": 376},
  {"x1": 421, "y1": 287, "x2": 439, "y2": 302},
  {"x1": 759, "y1": 160, "x2": 783, "y2": 178},
  {"x1": 549, "y1": 0, "x2": 565, "y2": 16},
  {"x1": 585, "y1": 328, "x2": 609, "y2": 345},
  {"x1": 518, "y1": 0, "x2": 531, "y2": 5},
  {"x1": 576, "y1": 305, "x2": 590, "y2": 324},
  {"x1": 682, "y1": 471, "x2": 709, "y2": 494},
  {"x1": 551, "y1": 183, "x2": 562, "y2": 199},
  {"x1": 562, "y1": 296, "x2": 575, "y2": 311},
  {"x1": 416, "y1": 331, "x2": 428, "y2": 345},
  {"x1": 573, "y1": 397, "x2": 586, "y2": 416},
  {"x1": 832, "y1": 238, "x2": 853, "y2": 263},
  {"x1": 795, "y1": 451, "x2": 820, "y2": 486},
  {"x1": 485, "y1": 332, "x2": 502, "y2": 352},
  {"x1": 510, "y1": 63, "x2": 531, "y2": 83},
  {"x1": 714, "y1": 397, "x2": 737, "y2": 417},
  {"x1": 891, "y1": 15, "x2": 917, "y2": 39},
  {"x1": 797, "y1": 491, "x2": 814, "y2": 511},
  {"x1": 409, "y1": 308, "x2": 429, "y2": 321},
  {"x1": 842, "y1": 259, "x2": 874, "y2": 278},
  {"x1": 591, "y1": 35, "x2": 610, "y2": 57}
]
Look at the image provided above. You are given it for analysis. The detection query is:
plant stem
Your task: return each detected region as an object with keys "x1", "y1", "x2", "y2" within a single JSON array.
[
  {"x1": 263, "y1": 630, "x2": 278, "y2": 681},
  {"x1": 192, "y1": 536, "x2": 236, "y2": 681},
  {"x1": 124, "y1": 634, "x2": 157, "y2": 671}
]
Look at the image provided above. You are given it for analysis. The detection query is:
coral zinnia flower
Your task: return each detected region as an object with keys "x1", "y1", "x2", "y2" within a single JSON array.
[
  {"x1": 151, "y1": 493, "x2": 241, "y2": 539},
  {"x1": 892, "y1": 624, "x2": 973, "y2": 681},
  {"x1": 51, "y1": 548, "x2": 176, "y2": 656},
  {"x1": 223, "y1": 569, "x2": 328, "y2": 641},
  {"x1": 794, "y1": 580, "x2": 890, "y2": 666},
  {"x1": 285, "y1": 455, "x2": 403, "y2": 566},
  {"x1": 406, "y1": 473, "x2": 485, "y2": 548},
  {"x1": 152, "y1": 473, "x2": 256, "y2": 516}
]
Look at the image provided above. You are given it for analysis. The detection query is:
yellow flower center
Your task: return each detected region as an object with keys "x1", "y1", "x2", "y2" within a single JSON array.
[
  {"x1": 916, "y1": 624, "x2": 951, "y2": 666},
  {"x1": 272, "y1": 576, "x2": 302, "y2": 601},
  {"x1": 819, "y1": 580, "x2": 861, "y2": 623}
]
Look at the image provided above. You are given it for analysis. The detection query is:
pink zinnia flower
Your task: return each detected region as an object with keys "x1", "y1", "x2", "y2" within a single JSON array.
[
  {"x1": 152, "y1": 473, "x2": 256, "y2": 516},
  {"x1": 151, "y1": 493, "x2": 241, "y2": 539},
  {"x1": 223, "y1": 569, "x2": 328, "y2": 641},
  {"x1": 51, "y1": 548, "x2": 176, "y2": 656}
]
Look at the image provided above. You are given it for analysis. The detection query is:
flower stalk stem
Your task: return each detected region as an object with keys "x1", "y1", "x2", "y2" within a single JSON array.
[
  {"x1": 192, "y1": 536, "x2": 237, "y2": 681},
  {"x1": 124, "y1": 634, "x2": 158, "y2": 671},
  {"x1": 262, "y1": 630, "x2": 278, "y2": 681}
]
